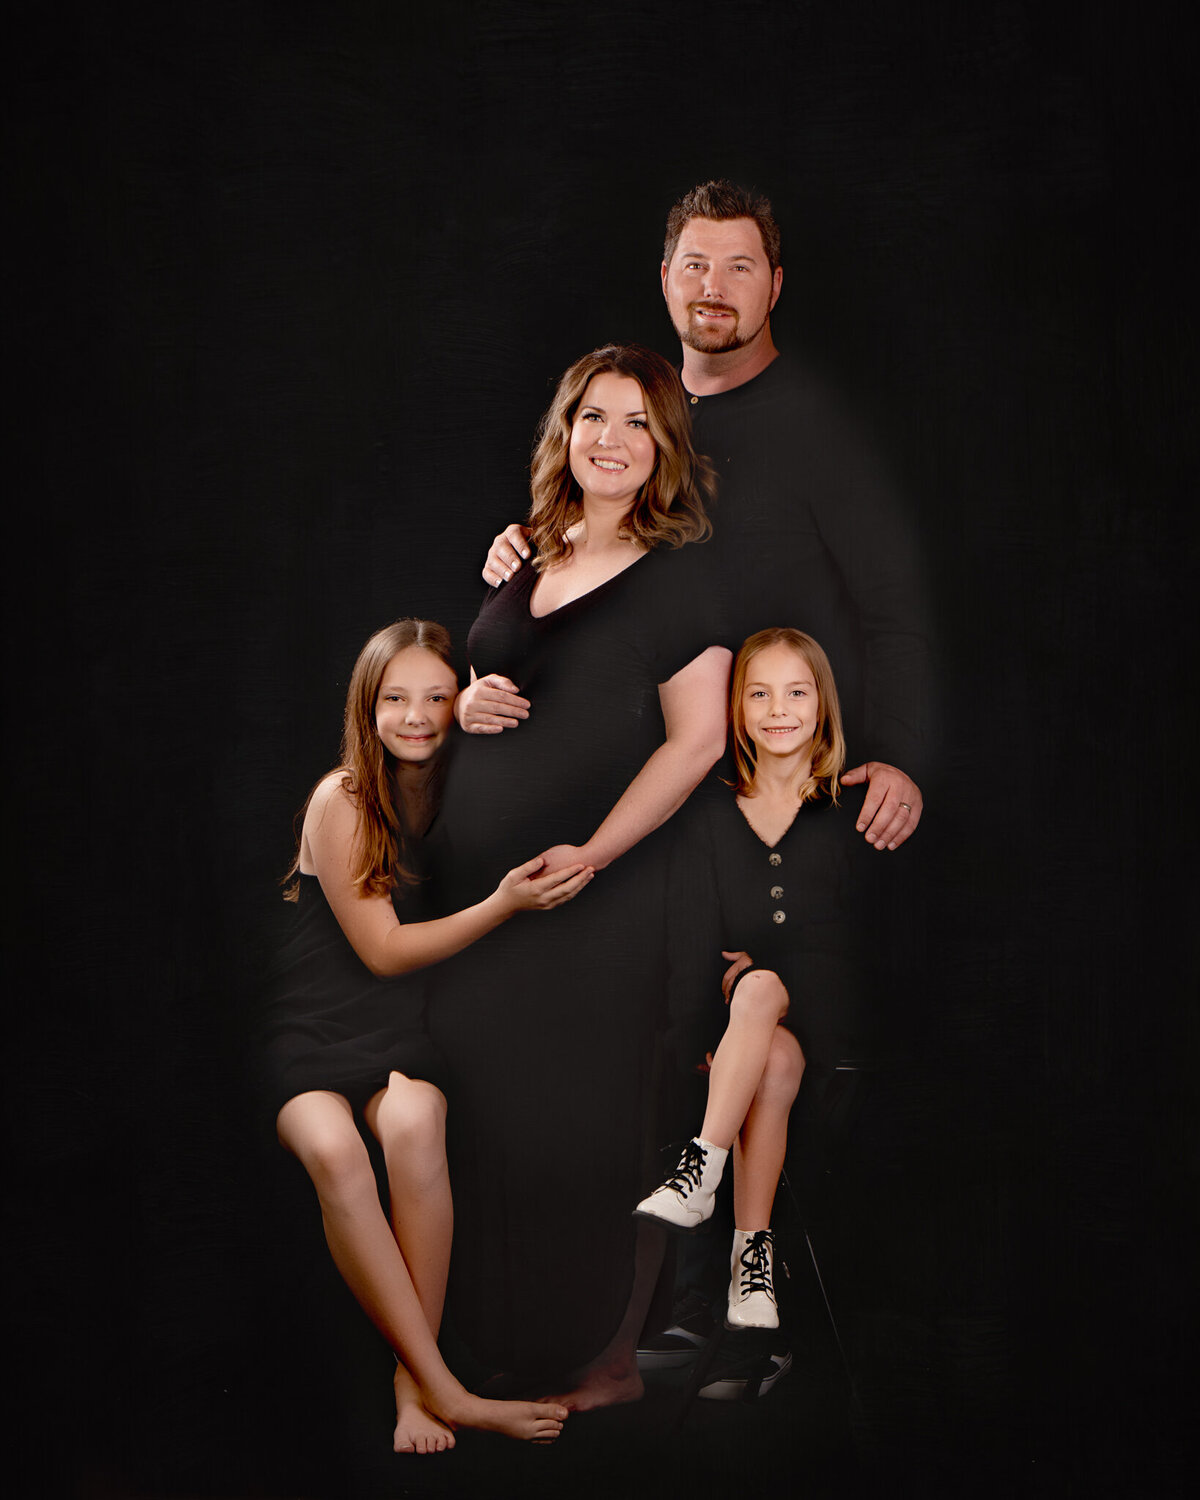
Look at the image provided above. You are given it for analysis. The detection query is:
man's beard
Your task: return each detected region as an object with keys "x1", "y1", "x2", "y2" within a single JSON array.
[{"x1": 677, "y1": 303, "x2": 766, "y2": 354}]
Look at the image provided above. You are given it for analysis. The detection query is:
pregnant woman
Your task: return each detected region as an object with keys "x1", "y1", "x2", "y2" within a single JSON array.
[
  {"x1": 263, "y1": 619, "x2": 589, "y2": 1451},
  {"x1": 430, "y1": 344, "x2": 730, "y2": 1409}
]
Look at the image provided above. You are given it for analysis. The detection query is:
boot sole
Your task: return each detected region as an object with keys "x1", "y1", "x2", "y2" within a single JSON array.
[
  {"x1": 631, "y1": 1207, "x2": 712, "y2": 1234},
  {"x1": 635, "y1": 1334, "x2": 708, "y2": 1371},
  {"x1": 699, "y1": 1349, "x2": 792, "y2": 1402},
  {"x1": 724, "y1": 1311, "x2": 780, "y2": 1330}
]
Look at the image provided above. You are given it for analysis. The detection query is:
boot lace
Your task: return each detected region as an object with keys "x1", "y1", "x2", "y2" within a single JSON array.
[
  {"x1": 737, "y1": 1229, "x2": 776, "y2": 1297},
  {"x1": 663, "y1": 1139, "x2": 708, "y2": 1196}
]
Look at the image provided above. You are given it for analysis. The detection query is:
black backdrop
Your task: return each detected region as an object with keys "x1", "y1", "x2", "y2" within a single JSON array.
[{"x1": 10, "y1": 3, "x2": 1196, "y2": 1496}]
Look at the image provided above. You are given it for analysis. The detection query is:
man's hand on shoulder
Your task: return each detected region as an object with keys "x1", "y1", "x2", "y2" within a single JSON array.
[
  {"x1": 483, "y1": 524, "x2": 531, "y2": 588},
  {"x1": 840, "y1": 762, "x2": 922, "y2": 851}
]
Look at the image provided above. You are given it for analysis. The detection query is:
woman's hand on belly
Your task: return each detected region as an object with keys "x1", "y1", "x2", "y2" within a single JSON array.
[{"x1": 454, "y1": 673, "x2": 530, "y2": 734}]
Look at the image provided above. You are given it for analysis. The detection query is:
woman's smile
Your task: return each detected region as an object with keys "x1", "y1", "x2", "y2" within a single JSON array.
[{"x1": 568, "y1": 371, "x2": 657, "y2": 507}]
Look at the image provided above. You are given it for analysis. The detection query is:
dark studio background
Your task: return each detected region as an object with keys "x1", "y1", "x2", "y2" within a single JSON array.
[{"x1": 8, "y1": 2, "x2": 1196, "y2": 1496}]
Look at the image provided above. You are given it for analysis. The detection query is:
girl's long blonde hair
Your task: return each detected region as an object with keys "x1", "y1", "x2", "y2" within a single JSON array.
[
  {"x1": 730, "y1": 628, "x2": 845, "y2": 803},
  {"x1": 283, "y1": 619, "x2": 455, "y2": 901}
]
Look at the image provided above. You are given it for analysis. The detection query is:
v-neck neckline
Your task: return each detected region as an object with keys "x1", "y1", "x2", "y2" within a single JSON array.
[
  {"x1": 527, "y1": 548, "x2": 649, "y2": 621},
  {"x1": 734, "y1": 794, "x2": 801, "y2": 851}
]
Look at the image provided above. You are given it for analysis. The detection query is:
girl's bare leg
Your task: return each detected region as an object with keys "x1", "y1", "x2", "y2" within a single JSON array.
[
  {"x1": 732, "y1": 1027, "x2": 806, "y2": 1227},
  {"x1": 363, "y1": 1075, "x2": 456, "y2": 1453},
  {"x1": 365, "y1": 1076, "x2": 453, "y2": 1325},
  {"x1": 700, "y1": 970, "x2": 791, "y2": 1150},
  {"x1": 277, "y1": 1090, "x2": 567, "y2": 1444}
]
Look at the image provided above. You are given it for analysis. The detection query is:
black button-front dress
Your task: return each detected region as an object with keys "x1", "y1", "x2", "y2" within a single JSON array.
[
  {"x1": 429, "y1": 542, "x2": 717, "y2": 1379},
  {"x1": 664, "y1": 782, "x2": 877, "y2": 1079}
]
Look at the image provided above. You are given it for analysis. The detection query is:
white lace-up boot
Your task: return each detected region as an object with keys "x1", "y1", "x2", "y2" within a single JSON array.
[
  {"x1": 634, "y1": 1138, "x2": 728, "y2": 1231},
  {"x1": 726, "y1": 1227, "x2": 780, "y2": 1329}
]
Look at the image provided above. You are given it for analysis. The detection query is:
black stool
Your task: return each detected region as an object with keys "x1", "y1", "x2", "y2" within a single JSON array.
[{"x1": 673, "y1": 1058, "x2": 874, "y2": 1424}]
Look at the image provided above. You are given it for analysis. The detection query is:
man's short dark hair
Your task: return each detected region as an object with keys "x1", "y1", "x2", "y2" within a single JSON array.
[{"x1": 663, "y1": 180, "x2": 782, "y2": 273}]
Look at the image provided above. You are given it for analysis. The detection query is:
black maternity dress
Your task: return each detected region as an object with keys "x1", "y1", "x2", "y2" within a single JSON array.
[{"x1": 430, "y1": 544, "x2": 715, "y2": 1379}]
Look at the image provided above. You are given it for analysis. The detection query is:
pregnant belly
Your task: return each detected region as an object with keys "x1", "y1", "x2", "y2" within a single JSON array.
[{"x1": 440, "y1": 712, "x2": 656, "y2": 900}]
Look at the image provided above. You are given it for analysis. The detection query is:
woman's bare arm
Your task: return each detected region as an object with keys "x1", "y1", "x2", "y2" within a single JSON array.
[{"x1": 538, "y1": 645, "x2": 731, "y2": 874}]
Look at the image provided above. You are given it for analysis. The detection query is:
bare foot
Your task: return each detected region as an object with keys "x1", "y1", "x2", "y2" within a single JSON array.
[
  {"x1": 393, "y1": 1363, "x2": 456, "y2": 1454},
  {"x1": 436, "y1": 1390, "x2": 568, "y2": 1442},
  {"x1": 547, "y1": 1358, "x2": 644, "y2": 1413}
]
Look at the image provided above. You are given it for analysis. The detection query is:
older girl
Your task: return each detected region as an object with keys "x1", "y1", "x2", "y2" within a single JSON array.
[{"x1": 264, "y1": 619, "x2": 589, "y2": 1450}]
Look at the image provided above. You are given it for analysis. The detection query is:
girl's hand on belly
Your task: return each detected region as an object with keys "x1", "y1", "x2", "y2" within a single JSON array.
[
  {"x1": 497, "y1": 854, "x2": 594, "y2": 913},
  {"x1": 537, "y1": 843, "x2": 597, "y2": 877}
]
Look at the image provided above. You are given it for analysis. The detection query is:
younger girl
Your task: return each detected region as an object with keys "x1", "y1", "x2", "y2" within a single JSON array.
[
  {"x1": 264, "y1": 619, "x2": 590, "y2": 1451},
  {"x1": 636, "y1": 627, "x2": 861, "y2": 1332}
]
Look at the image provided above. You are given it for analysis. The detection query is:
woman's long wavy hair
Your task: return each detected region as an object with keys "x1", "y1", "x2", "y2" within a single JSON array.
[
  {"x1": 527, "y1": 343, "x2": 715, "y2": 569},
  {"x1": 283, "y1": 619, "x2": 455, "y2": 901},
  {"x1": 730, "y1": 628, "x2": 846, "y2": 804}
]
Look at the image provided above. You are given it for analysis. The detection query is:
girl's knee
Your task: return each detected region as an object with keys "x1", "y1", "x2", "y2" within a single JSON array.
[
  {"x1": 376, "y1": 1074, "x2": 447, "y2": 1155},
  {"x1": 730, "y1": 968, "x2": 790, "y2": 1026},
  {"x1": 285, "y1": 1116, "x2": 373, "y2": 1197},
  {"x1": 760, "y1": 1029, "x2": 805, "y2": 1104}
]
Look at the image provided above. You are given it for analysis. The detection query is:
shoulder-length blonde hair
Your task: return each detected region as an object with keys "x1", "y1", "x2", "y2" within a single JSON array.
[
  {"x1": 730, "y1": 628, "x2": 846, "y2": 803},
  {"x1": 283, "y1": 618, "x2": 455, "y2": 901},
  {"x1": 527, "y1": 343, "x2": 715, "y2": 569}
]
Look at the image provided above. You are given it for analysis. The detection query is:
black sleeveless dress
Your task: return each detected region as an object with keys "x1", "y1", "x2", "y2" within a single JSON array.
[
  {"x1": 261, "y1": 849, "x2": 448, "y2": 1123},
  {"x1": 429, "y1": 544, "x2": 716, "y2": 1378}
]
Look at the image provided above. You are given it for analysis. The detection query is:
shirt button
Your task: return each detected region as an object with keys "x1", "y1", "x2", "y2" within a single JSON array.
[
  {"x1": 770, "y1": 885, "x2": 783, "y2": 899},
  {"x1": 772, "y1": 910, "x2": 786, "y2": 925},
  {"x1": 768, "y1": 852, "x2": 782, "y2": 867}
]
